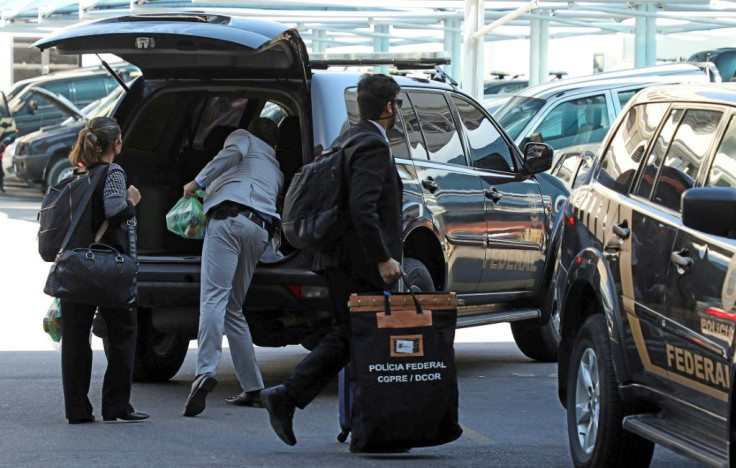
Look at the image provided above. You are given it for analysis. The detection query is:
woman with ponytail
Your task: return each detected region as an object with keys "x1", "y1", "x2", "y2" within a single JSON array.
[{"x1": 61, "y1": 116, "x2": 148, "y2": 424}]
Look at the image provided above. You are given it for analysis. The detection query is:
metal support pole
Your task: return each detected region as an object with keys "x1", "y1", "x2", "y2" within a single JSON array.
[
  {"x1": 634, "y1": 4, "x2": 646, "y2": 67},
  {"x1": 539, "y1": 12, "x2": 549, "y2": 83},
  {"x1": 444, "y1": 18, "x2": 461, "y2": 83},
  {"x1": 529, "y1": 17, "x2": 540, "y2": 86},
  {"x1": 41, "y1": 49, "x2": 49, "y2": 75},
  {"x1": 463, "y1": 0, "x2": 484, "y2": 100},
  {"x1": 311, "y1": 28, "x2": 326, "y2": 53},
  {"x1": 646, "y1": 3, "x2": 657, "y2": 66},
  {"x1": 374, "y1": 23, "x2": 389, "y2": 74}
]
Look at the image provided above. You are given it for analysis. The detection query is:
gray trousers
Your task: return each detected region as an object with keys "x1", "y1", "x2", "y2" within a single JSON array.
[{"x1": 196, "y1": 213, "x2": 269, "y2": 392}]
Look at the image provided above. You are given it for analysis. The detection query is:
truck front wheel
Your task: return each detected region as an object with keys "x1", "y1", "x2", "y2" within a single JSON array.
[
  {"x1": 511, "y1": 279, "x2": 560, "y2": 362},
  {"x1": 402, "y1": 258, "x2": 435, "y2": 292},
  {"x1": 510, "y1": 310, "x2": 560, "y2": 362}
]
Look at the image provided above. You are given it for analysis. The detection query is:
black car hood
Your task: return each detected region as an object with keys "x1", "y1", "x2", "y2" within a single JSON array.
[
  {"x1": 18, "y1": 120, "x2": 84, "y2": 152},
  {"x1": 32, "y1": 13, "x2": 311, "y2": 80}
]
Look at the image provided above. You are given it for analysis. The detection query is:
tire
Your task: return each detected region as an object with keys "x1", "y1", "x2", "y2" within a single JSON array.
[
  {"x1": 566, "y1": 314, "x2": 654, "y2": 468},
  {"x1": 511, "y1": 271, "x2": 560, "y2": 362},
  {"x1": 133, "y1": 311, "x2": 190, "y2": 382},
  {"x1": 46, "y1": 157, "x2": 75, "y2": 188},
  {"x1": 510, "y1": 304, "x2": 560, "y2": 362},
  {"x1": 402, "y1": 258, "x2": 435, "y2": 292}
]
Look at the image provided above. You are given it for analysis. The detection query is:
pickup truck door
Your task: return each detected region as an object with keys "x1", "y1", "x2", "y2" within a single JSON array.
[{"x1": 450, "y1": 94, "x2": 545, "y2": 294}]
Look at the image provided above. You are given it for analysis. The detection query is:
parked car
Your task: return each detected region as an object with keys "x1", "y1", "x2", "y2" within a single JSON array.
[
  {"x1": 34, "y1": 14, "x2": 569, "y2": 381},
  {"x1": 484, "y1": 94, "x2": 512, "y2": 116},
  {"x1": 494, "y1": 63, "x2": 714, "y2": 154},
  {"x1": 555, "y1": 83, "x2": 736, "y2": 467},
  {"x1": 548, "y1": 143, "x2": 597, "y2": 189},
  {"x1": 13, "y1": 87, "x2": 125, "y2": 189},
  {"x1": 5, "y1": 63, "x2": 138, "y2": 138},
  {"x1": 484, "y1": 77, "x2": 528, "y2": 97},
  {"x1": 0, "y1": 91, "x2": 12, "y2": 146},
  {"x1": 688, "y1": 48, "x2": 736, "y2": 82}
]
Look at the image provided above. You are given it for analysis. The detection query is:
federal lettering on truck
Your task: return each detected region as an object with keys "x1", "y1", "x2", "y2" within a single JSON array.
[
  {"x1": 665, "y1": 344, "x2": 729, "y2": 390},
  {"x1": 488, "y1": 250, "x2": 538, "y2": 272}
]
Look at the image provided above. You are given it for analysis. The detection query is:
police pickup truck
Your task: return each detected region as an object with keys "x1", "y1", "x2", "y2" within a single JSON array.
[
  {"x1": 555, "y1": 83, "x2": 736, "y2": 467},
  {"x1": 34, "y1": 14, "x2": 568, "y2": 381}
]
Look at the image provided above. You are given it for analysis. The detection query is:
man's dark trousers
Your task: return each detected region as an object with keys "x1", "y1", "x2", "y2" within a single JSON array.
[{"x1": 283, "y1": 267, "x2": 372, "y2": 408}]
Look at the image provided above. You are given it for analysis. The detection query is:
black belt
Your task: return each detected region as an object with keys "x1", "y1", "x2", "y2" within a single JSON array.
[{"x1": 209, "y1": 202, "x2": 273, "y2": 234}]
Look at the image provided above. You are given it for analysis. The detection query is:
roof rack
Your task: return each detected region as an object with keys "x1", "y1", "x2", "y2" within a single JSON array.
[{"x1": 310, "y1": 51, "x2": 450, "y2": 70}]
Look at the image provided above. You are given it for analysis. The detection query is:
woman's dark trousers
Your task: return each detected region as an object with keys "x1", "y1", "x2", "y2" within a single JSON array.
[{"x1": 60, "y1": 300, "x2": 136, "y2": 420}]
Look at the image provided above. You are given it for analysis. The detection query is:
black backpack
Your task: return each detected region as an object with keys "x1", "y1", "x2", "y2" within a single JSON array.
[
  {"x1": 282, "y1": 132, "x2": 376, "y2": 251},
  {"x1": 37, "y1": 165, "x2": 107, "y2": 262}
]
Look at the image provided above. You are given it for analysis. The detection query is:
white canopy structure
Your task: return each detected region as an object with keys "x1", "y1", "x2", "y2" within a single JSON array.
[{"x1": 0, "y1": 0, "x2": 734, "y2": 98}]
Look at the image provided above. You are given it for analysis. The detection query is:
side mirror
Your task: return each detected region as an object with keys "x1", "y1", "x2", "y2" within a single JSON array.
[
  {"x1": 682, "y1": 187, "x2": 736, "y2": 238},
  {"x1": 27, "y1": 99, "x2": 38, "y2": 114},
  {"x1": 523, "y1": 142, "x2": 554, "y2": 174}
]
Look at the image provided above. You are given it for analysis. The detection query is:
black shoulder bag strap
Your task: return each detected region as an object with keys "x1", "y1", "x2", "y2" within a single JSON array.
[{"x1": 56, "y1": 165, "x2": 107, "y2": 256}]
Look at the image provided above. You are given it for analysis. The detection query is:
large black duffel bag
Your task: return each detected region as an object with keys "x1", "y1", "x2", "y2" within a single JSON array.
[{"x1": 347, "y1": 290, "x2": 463, "y2": 452}]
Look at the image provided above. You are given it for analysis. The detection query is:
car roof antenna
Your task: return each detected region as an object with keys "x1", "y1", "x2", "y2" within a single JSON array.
[
  {"x1": 96, "y1": 54, "x2": 130, "y2": 93},
  {"x1": 433, "y1": 65, "x2": 458, "y2": 89}
]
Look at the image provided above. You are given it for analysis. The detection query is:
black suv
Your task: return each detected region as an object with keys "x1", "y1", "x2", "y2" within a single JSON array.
[
  {"x1": 555, "y1": 83, "x2": 736, "y2": 466},
  {"x1": 35, "y1": 14, "x2": 568, "y2": 382}
]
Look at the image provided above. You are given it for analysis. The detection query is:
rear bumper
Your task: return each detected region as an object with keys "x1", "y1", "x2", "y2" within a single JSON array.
[
  {"x1": 137, "y1": 258, "x2": 331, "y2": 312},
  {"x1": 14, "y1": 152, "x2": 50, "y2": 183}
]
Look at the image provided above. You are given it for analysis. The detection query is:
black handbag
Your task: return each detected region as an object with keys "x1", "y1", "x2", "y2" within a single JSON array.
[
  {"x1": 347, "y1": 282, "x2": 463, "y2": 452},
  {"x1": 43, "y1": 167, "x2": 138, "y2": 309}
]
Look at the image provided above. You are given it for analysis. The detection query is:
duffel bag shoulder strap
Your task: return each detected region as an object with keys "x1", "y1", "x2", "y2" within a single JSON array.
[{"x1": 57, "y1": 165, "x2": 107, "y2": 255}]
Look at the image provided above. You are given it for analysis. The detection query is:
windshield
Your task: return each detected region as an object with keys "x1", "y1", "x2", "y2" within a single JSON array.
[
  {"x1": 495, "y1": 95, "x2": 546, "y2": 140},
  {"x1": 4, "y1": 79, "x2": 33, "y2": 102},
  {"x1": 61, "y1": 88, "x2": 123, "y2": 125}
]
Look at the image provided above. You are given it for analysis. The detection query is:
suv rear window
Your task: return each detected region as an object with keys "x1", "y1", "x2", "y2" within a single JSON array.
[
  {"x1": 597, "y1": 102, "x2": 668, "y2": 193},
  {"x1": 192, "y1": 96, "x2": 249, "y2": 148},
  {"x1": 344, "y1": 90, "x2": 410, "y2": 159},
  {"x1": 409, "y1": 91, "x2": 465, "y2": 166}
]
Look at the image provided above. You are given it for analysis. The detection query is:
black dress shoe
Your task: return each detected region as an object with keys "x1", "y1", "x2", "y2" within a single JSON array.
[
  {"x1": 184, "y1": 372, "x2": 217, "y2": 417},
  {"x1": 103, "y1": 410, "x2": 149, "y2": 422},
  {"x1": 68, "y1": 416, "x2": 95, "y2": 424},
  {"x1": 225, "y1": 390, "x2": 262, "y2": 408},
  {"x1": 261, "y1": 385, "x2": 296, "y2": 446}
]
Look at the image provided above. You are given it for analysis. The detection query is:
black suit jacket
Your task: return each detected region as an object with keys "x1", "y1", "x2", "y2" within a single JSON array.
[{"x1": 338, "y1": 120, "x2": 403, "y2": 289}]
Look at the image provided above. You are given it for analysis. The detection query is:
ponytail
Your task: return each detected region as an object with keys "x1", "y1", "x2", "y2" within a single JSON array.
[{"x1": 69, "y1": 116, "x2": 120, "y2": 168}]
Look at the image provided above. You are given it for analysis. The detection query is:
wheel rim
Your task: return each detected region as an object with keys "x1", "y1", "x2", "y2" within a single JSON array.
[
  {"x1": 574, "y1": 347, "x2": 600, "y2": 454},
  {"x1": 52, "y1": 166, "x2": 75, "y2": 186}
]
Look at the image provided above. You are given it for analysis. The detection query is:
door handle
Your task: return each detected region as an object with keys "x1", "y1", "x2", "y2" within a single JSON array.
[
  {"x1": 612, "y1": 222, "x2": 630, "y2": 240},
  {"x1": 671, "y1": 249, "x2": 692, "y2": 274},
  {"x1": 421, "y1": 178, "x2": 439, "y2": 193},
  {"x1": 485, "y1": 187, "x2": 503, "y2": 203}
]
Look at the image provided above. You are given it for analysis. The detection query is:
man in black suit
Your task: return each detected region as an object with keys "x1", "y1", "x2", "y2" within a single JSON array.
[{"x1": 261, "y1": 73, "x2": 403, "y2": 447}]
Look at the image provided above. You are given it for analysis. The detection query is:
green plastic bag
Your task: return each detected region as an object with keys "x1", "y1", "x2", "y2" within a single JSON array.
[
  {"x1": 166, "y1": 193, "x2": 207, "y2": 239},
  {"x1": 43, "y1": 298, "x2": 62, "y2": 343}
]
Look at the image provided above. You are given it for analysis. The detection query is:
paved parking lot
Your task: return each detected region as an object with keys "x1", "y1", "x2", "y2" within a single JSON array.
[{"x1": 0, "y1": 185, "x2": 696, "y2": 467}]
